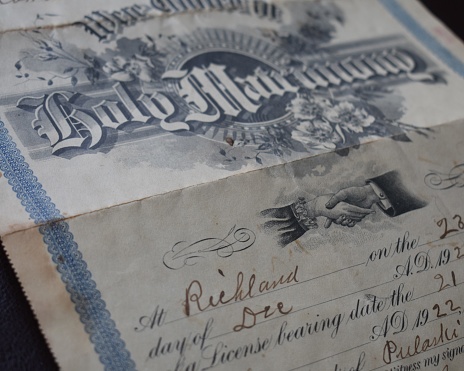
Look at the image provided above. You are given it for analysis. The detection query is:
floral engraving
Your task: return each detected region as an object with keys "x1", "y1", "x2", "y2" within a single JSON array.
[{"x1": 9, "y1": 1, "x2": 439, "y2": 167}]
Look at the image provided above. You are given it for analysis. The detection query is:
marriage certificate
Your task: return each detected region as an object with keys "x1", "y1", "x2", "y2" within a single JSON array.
[{"x1": 1, "y1": 1, "x2": 464, "y2": 370}]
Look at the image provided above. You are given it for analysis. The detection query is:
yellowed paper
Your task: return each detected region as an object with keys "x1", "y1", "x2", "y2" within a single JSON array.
[
  {"x1": 1, "y1": 1, "x2": 464, "y2": 370},
  {"x1": 6, "y1": 120, "x2": 464, "y2": 370}
]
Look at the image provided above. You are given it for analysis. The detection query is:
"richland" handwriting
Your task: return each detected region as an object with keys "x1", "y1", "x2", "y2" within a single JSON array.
[{"x1": 183, "y1": 266, "x2": 299, "y2": 316}]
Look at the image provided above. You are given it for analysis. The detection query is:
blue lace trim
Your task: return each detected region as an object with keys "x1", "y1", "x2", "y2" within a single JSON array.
[
  {"x1": 380, "y1": 0, "x2": 464, "y2": 77},
  {"x1": 0, "y1": 122, "x2": 136, "y2": 370}
]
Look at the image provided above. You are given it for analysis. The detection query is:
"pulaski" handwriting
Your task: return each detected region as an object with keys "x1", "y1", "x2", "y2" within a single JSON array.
[{"x1": 383, "y1": 320, "x2": 460, "y2": 364}]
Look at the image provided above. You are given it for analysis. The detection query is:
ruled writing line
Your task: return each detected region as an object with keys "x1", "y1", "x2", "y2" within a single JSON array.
[
  {"x1": 165, "y1": 231, "x2": 464, "y2": 330},
  {"x1": 210, "y1": 279, "x2": 395, "y2": 340},
  {"x1": 368, "y1": 337, "x2": 464, "y2": 371},
  {"x1": 411, "y1": 280, "x2": 464, "y2": 302},
  {"x1": 288, "y1": 342, "x2": 370, "y2": 371},
  {"x1": 418, "y1": 229, "x2": 464, "y2": 247},
  {"x1": 165, "y1": 262, "x2": 365, "y2": 325}
]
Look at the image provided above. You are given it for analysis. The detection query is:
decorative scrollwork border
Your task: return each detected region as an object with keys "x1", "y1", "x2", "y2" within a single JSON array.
[{"x1": 424, "y1": 163, "x2": 464, "y2": 190}]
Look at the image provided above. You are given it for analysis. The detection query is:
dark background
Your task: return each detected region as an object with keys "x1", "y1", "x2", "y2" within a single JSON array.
[
  {"x1": 0, "y1": 2, "x2": 463, "y2": 370},
  {"x1": 421, "y1": 1, "x2": 464, "y2": 40}
]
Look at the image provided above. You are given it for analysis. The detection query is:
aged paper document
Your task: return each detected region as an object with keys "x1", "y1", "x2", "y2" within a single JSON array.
[{"x1": 1, "y1": 0, "x2": 464, "y2": 370}]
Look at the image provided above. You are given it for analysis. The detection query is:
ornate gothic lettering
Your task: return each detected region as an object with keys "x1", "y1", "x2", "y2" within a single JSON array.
[{"x1": 29, "y1": 92, "x2": 103, "y2": 153}]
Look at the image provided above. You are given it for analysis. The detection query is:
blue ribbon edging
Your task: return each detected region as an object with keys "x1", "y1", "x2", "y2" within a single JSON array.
[
  {"x1": 0, "y1": 122, "x2": 136, "y2": 371},
  {"x1": 380, "y1": 0, "x2": 464, "y2": 77}
]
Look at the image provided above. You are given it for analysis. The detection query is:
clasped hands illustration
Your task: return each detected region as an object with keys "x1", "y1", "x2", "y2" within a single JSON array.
[
  {"x1": 262, "y1": 170, "x2": 427, "y2": 246},
  {"x1": 261, "y1": 181, "x2": 388, "y2": 246},
  {"x1": 319, "y1": 184, "x2": 379, "y2": 228}
]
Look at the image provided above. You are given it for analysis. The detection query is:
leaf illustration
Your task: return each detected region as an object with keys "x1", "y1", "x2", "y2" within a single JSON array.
[
  {"x1": 258, "y1": 142, "x2": 272, "y2": 150},
  {"x1": 84, "y1": 68, "x2": 99, "y2": 84},
  {"x1": 335, "y1": 147, "x2": 350, "y2": 157},
  {"x1": 391, "y1": 133, "x2": 412, "y2": 142},
  {"x1": 161, "y1": 70, "x2": 188, "y2": 79},
  {"x1": 273, "y1": 148, "x2": 283, "y2": 157},
  {"x1": 52, "y1": 40, "x2": 62, "y2": 49},
  {"x1": 334, "y1": 124, "x2": 346, "y2": 143}
]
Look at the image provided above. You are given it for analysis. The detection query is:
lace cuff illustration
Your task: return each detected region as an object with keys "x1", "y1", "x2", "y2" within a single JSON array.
[{"x1": 291, "y1": 197, "x2": 318, "y2": 231}]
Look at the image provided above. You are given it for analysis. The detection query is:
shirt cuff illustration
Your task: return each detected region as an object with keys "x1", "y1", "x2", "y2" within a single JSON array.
[{"x1": 367, "y1": 181, "x2": 392, "y2": 211}]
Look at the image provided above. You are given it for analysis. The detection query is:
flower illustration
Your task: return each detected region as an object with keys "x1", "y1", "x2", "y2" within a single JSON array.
[
  {"x1": 292, "y1": 119, "x2": 342, "y2": 150},
  {"x1": 103, "y1": 54, "x2": 155, "y2": 82},
  {"x1": 324, "y1": 101, "x2": 375, "y2": 133},
  {"x1": 298, "y1": 2, "x2": 344, "y2": 46},
  {"x1": 288, "y1": 94, "x2": 332, "y2": 121}
]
